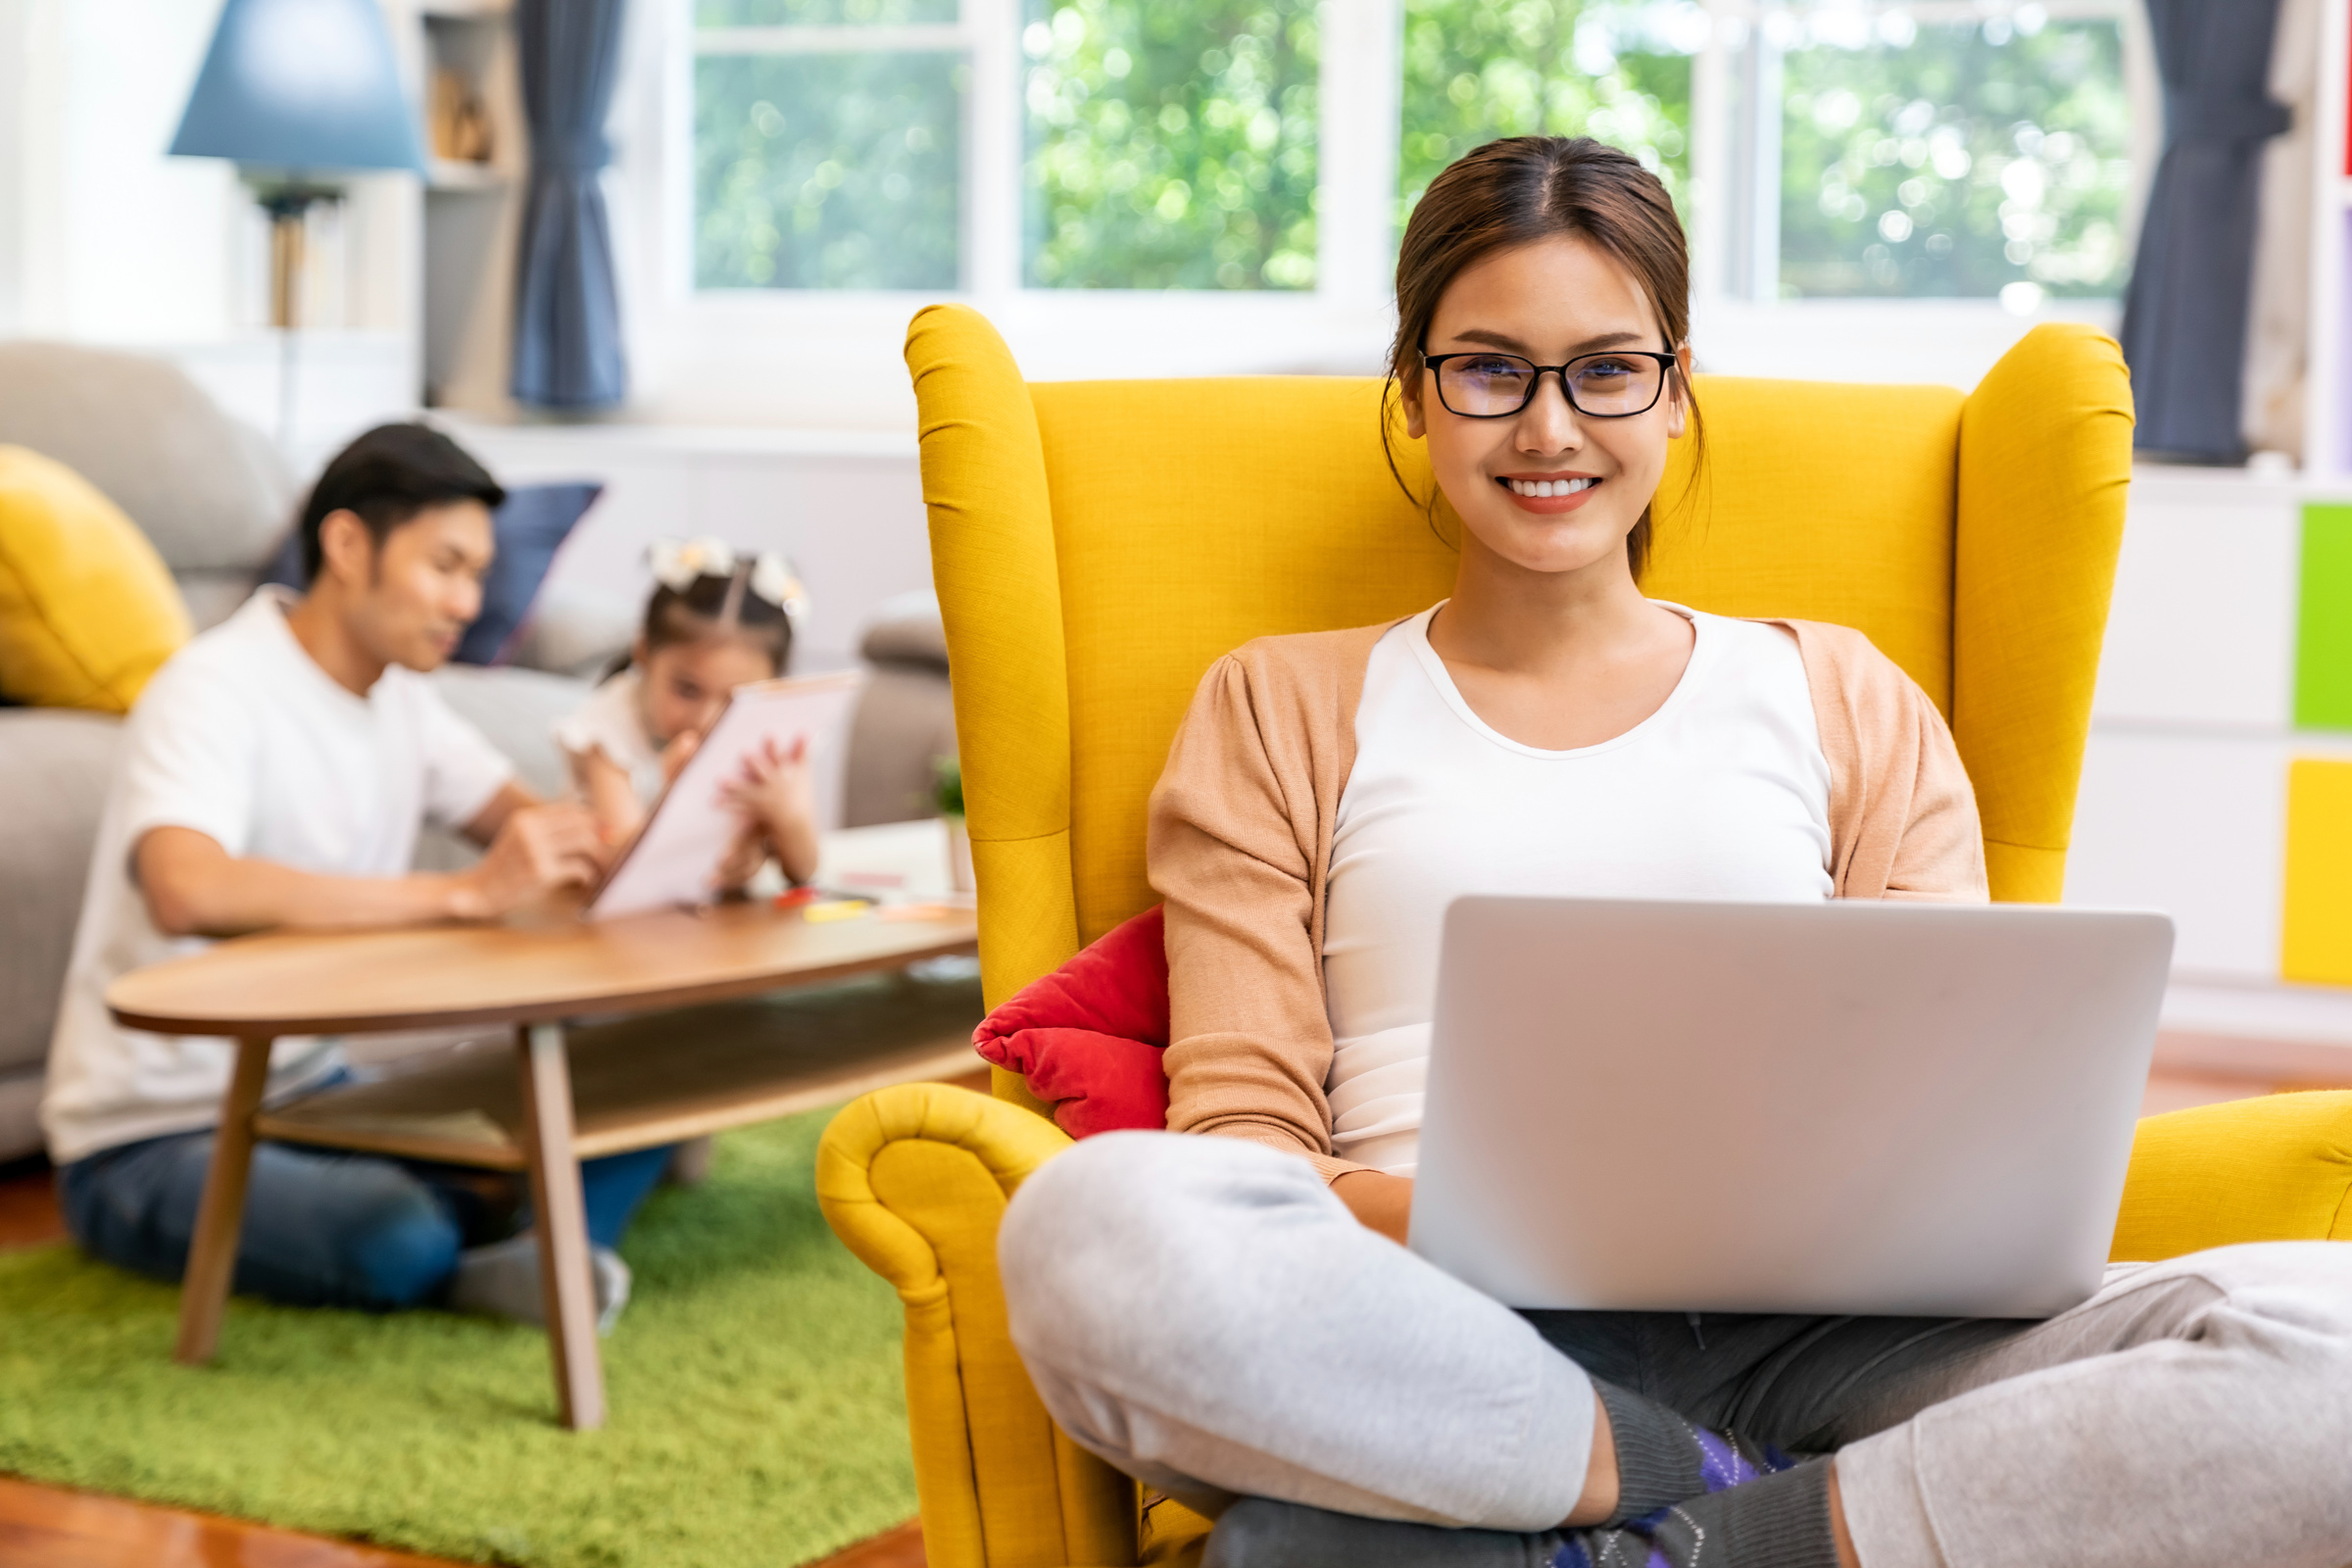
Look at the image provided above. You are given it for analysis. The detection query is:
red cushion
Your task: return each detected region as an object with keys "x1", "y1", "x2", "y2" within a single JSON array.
[{"x1": 972, "y1": 905, "x2": 1171, "y2": 1139}]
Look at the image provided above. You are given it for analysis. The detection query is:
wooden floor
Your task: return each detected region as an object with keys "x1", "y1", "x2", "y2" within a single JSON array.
[
  {"x1": 0, "y1": 1059, "x2": 2326, "y2": 1568},
  {"x1": 0, "y1": 1473, "x2": 925, "y2": 1568}
]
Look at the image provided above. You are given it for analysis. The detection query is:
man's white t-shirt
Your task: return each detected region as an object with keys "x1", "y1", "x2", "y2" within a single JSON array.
[
  {"x1": 42, "y1": 588, "x2": 514, "y2": 1164},
  {"x1": 1319, "y1": 603, "x2": 1835, "y2": 1176}
]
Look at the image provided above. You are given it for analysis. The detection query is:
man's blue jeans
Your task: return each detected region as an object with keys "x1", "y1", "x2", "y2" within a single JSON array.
[{"x1": 57, "y1": 1130, "x2": 673, "y2": 1312}]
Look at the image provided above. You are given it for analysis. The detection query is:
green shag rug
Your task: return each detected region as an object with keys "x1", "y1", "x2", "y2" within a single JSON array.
[{"x1": 0, "y1": 1107, "x2": 916, "y2": 1567}]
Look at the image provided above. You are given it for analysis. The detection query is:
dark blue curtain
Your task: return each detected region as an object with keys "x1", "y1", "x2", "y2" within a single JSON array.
[
  {"x1": 512, "y1": 0, "x2": 628, "y2": 410},
  {"x1": 2118, "y1": 0, "x2": 2290, "y2": 463}
]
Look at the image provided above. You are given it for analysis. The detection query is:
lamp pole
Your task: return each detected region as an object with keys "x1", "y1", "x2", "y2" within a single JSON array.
[{"x1": 255, "y1": 183, "x2": 336, "y2": 454}]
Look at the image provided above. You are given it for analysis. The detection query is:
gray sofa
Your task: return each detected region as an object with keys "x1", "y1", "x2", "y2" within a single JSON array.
[{"x1": 0, "y1": 343, "x2": 953, "y2": 1162}]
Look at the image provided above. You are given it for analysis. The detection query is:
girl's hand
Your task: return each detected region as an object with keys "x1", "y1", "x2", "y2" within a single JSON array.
[
  {"x1": 573, "y1": 747, "x2": 646, "y2": 848},
  {"x1": 716, "y1": 735, "x2": 821, "y2": 886},
  {"x1": 709, "y1": 822, "x2": 767, "y2": 894}
]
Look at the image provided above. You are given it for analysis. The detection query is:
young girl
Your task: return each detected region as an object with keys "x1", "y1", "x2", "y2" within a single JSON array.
[
  {"x1": 992, "y1": 138, "x2": 2352, "y2": 1568},
  {"x1": 555, "y1": 537, "x2": 820, "y2": 890}
]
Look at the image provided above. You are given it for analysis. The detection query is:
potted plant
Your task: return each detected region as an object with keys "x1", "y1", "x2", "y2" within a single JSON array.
[{"x1": 934, "y1": 755, "x2": 973, "y2": 894}]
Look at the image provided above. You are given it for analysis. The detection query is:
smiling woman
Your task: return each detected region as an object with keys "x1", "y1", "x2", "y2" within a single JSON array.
[{"x1": 1385, "y1": 135, "x2": 1700, "y2": 580}]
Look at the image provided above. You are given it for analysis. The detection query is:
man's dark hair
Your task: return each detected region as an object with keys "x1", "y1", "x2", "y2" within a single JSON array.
[{"x1": 298, "y1": 422, "x2": 507, "y2": 582}]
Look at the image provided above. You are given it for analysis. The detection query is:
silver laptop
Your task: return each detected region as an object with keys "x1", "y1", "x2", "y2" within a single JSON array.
[{"x1": 1408, "y1": 897, "x2": 2173, "y2": 1318}]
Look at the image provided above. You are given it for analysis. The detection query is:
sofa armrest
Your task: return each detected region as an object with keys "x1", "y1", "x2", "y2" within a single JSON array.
[
  {"x1": 0, "y1": 710, "x2": 122, "y2": 1101},
  {"x1": 818, "y1": 1084, "x2": 1143, "y2": 1568},
  {"x1": 2112, "y1": 1091, "x2": 2352, "y2": 1262}
]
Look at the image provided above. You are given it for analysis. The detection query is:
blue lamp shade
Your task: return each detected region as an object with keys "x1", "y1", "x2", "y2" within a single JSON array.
[{"x1": 170, "y1": 0, "x2": 425, "y2": 175}]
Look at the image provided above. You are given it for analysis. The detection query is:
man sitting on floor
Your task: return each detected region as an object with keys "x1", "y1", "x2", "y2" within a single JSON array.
[{"x1": 43, "y1": 422, "x2": 662, "y2": 1329}]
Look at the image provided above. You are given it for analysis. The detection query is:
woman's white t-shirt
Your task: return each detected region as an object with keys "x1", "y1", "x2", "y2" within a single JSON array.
[{"x1": 1320, "y1": 603, "x2": 1834, "y2": 1175}]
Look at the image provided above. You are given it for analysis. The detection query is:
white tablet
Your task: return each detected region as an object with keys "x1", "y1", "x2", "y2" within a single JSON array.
[{"x1": 586, "y1": 671, "x2": 863, "y2": 920}]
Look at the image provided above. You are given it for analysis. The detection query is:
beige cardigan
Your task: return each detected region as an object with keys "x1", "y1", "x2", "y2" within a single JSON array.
[{"x1": 1145, "y1": 616, "x2": 1990, "y2": 1184}]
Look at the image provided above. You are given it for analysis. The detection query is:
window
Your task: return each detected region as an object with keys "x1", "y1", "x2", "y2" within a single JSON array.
[
  {"x1": 693, "y1": 0, "x2": 971, "y2": 290},
  {"x1": 651, "y1": 0, "x2": 2149, "y2": 426},
  {"x1": 1022, "y1": 0, "x2": 1322, "y2": 290},
  {"x1": 1775, "y1": 7, "x2": 2132, "y2": 306},
  {"x1": 688, "y1": 0, "x2": 1326, "y2": 295},
  {"x1": 1397, "y1": 0, "x2": 1702, "y2": 224}
]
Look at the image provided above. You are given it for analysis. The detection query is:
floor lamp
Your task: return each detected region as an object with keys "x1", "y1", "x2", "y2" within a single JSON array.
[{"x1": 169, "y1": 0, "x2": 427, "y2": 452}]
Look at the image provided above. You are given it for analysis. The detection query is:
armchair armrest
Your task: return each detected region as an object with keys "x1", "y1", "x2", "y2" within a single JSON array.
[
  {"x1": 2112, "y1": 1091, "x2": 2352, "y2": 1261},
  {"x1": 817, "y1": 1083, "x2": 1147, "y2": 1568}
]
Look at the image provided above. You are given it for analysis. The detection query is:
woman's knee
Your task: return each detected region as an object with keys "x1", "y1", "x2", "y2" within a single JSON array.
[
  {"x1": 1000, "y1": 1132, "x2": 1345, "y2": 1369},
  {"x1": 2186, "y1": 1241, "x2": 2352, "y2": 1345}
]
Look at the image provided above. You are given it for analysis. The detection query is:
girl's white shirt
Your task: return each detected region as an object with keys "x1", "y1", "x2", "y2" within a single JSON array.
[
  {"x1": 1319, "y1": 602, "x2": 1836, "y2": 1176},
  {"x1": 553, "y1": 667, "x2": 666, "y2": 805}
]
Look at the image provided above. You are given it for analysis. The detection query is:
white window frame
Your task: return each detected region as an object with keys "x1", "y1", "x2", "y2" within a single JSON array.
[{"x1": 610, "y1": 0, "x2": 2155, "y2": 426}]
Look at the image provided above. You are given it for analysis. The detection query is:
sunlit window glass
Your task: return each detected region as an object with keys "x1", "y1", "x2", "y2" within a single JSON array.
[
  {"x1": 1778, "y1": 11, "x2": 2131, "y2": 304},
  {"x1": 696, "y1": 0, "x2": 955, "y2": 24},
  {"x1": 694, "y1": 1, "x2": 963, "y2": 291},
  {"x1": 1023, "y1": 0, "x2": 1321, "y2": 290},
  {"x1": 1398, "y1": 0, "x2": 1701, "y2": 231}
]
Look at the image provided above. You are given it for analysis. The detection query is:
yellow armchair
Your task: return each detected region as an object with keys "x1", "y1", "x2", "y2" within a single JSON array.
[{"x1": 817, "y1": 306, "x2": 2349, "y2": 1568}]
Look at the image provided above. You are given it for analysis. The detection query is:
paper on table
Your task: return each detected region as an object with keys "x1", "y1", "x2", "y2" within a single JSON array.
[{"x1": 586, "y1": 671, "x2": 863, "y2": 920}]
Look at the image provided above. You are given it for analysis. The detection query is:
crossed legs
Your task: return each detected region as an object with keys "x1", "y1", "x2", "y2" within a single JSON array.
[{"x1": 1001, "y1": 1132, "x2": 2352, "y2": 1568}]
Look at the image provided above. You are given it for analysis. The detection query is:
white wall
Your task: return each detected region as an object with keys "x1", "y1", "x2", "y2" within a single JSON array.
[{"x1": 0, "y1": 0, "x2": 237, "y2": 342}]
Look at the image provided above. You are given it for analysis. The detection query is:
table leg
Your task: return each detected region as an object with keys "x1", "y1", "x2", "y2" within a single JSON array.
[
  {"x1": 514, "y1": 1021, "x2": 605, "y2": 1431},
  {"x1": 173, "y1": 1035, "x2": 273, "y2": 1366}
]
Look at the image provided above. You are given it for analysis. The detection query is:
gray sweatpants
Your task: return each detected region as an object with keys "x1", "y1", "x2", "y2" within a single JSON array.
[{"x1": 999, "y1": 1132, "x2": 2352, "y2": 1568}]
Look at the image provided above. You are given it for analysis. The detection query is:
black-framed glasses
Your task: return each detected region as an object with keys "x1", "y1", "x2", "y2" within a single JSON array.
[{"x1": 1422, "y1": 350, "x2": 1679, "y2": 419}]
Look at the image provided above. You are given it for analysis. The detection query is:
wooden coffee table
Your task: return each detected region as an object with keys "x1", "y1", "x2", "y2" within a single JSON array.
[{"x1": 105, "y1": 876, "x2": 979, "y2": 1432}]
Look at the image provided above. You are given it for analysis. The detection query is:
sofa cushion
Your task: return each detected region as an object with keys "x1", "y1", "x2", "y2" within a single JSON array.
[
  {"x1": 0, "y1": 446, "x2": 192, "y2": 710},
  {"x1": 2111, "y1": 1090, "x2": 2352, "y2": 1260},
  {"x1": 501, "y1": 582, "x2": 638, "y2": 680},
  {"x1": 177, "y1": 569, "x2": 262, "y2": 633},
  {"x1": 0, "y1": 341, "x2": 291, "y2": 574},
  {"x1": 413, "y1": 663, "x2": 595, "y2": 872},
  {"x1": 858, "y1": 589, "x2": 949, "y2": 671},
  {"x1": 457, "y1": 482, "x2": 603, "y2": 664}
]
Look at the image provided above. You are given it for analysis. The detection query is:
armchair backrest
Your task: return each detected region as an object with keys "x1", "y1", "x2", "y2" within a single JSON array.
[{"x1": 908, "y1": 305, "x2": 2132, "y2": 1011}]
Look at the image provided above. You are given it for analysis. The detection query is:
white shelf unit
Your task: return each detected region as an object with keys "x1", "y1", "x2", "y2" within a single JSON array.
[{"x1": 412, "y1": 0, "x2": 525, "y2": 411}]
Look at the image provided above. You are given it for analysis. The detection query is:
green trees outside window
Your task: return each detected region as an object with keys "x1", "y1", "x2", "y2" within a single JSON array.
[
  {"x1": 1022, "y1": 0, "x2": 1321, "y2": 290},
  {"x1": 1397, "y1": 0, "x2": 1698, "y2": 228},
  {"x1": 688, "y1": 1, "x2": 2132, "y2": 302},
  {"x1": 696, "y1": 51, "x2": 964, "y2": 290},
  {"x1": 1778, "y1": 15, "x2": 2132, "y2": 301}
]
